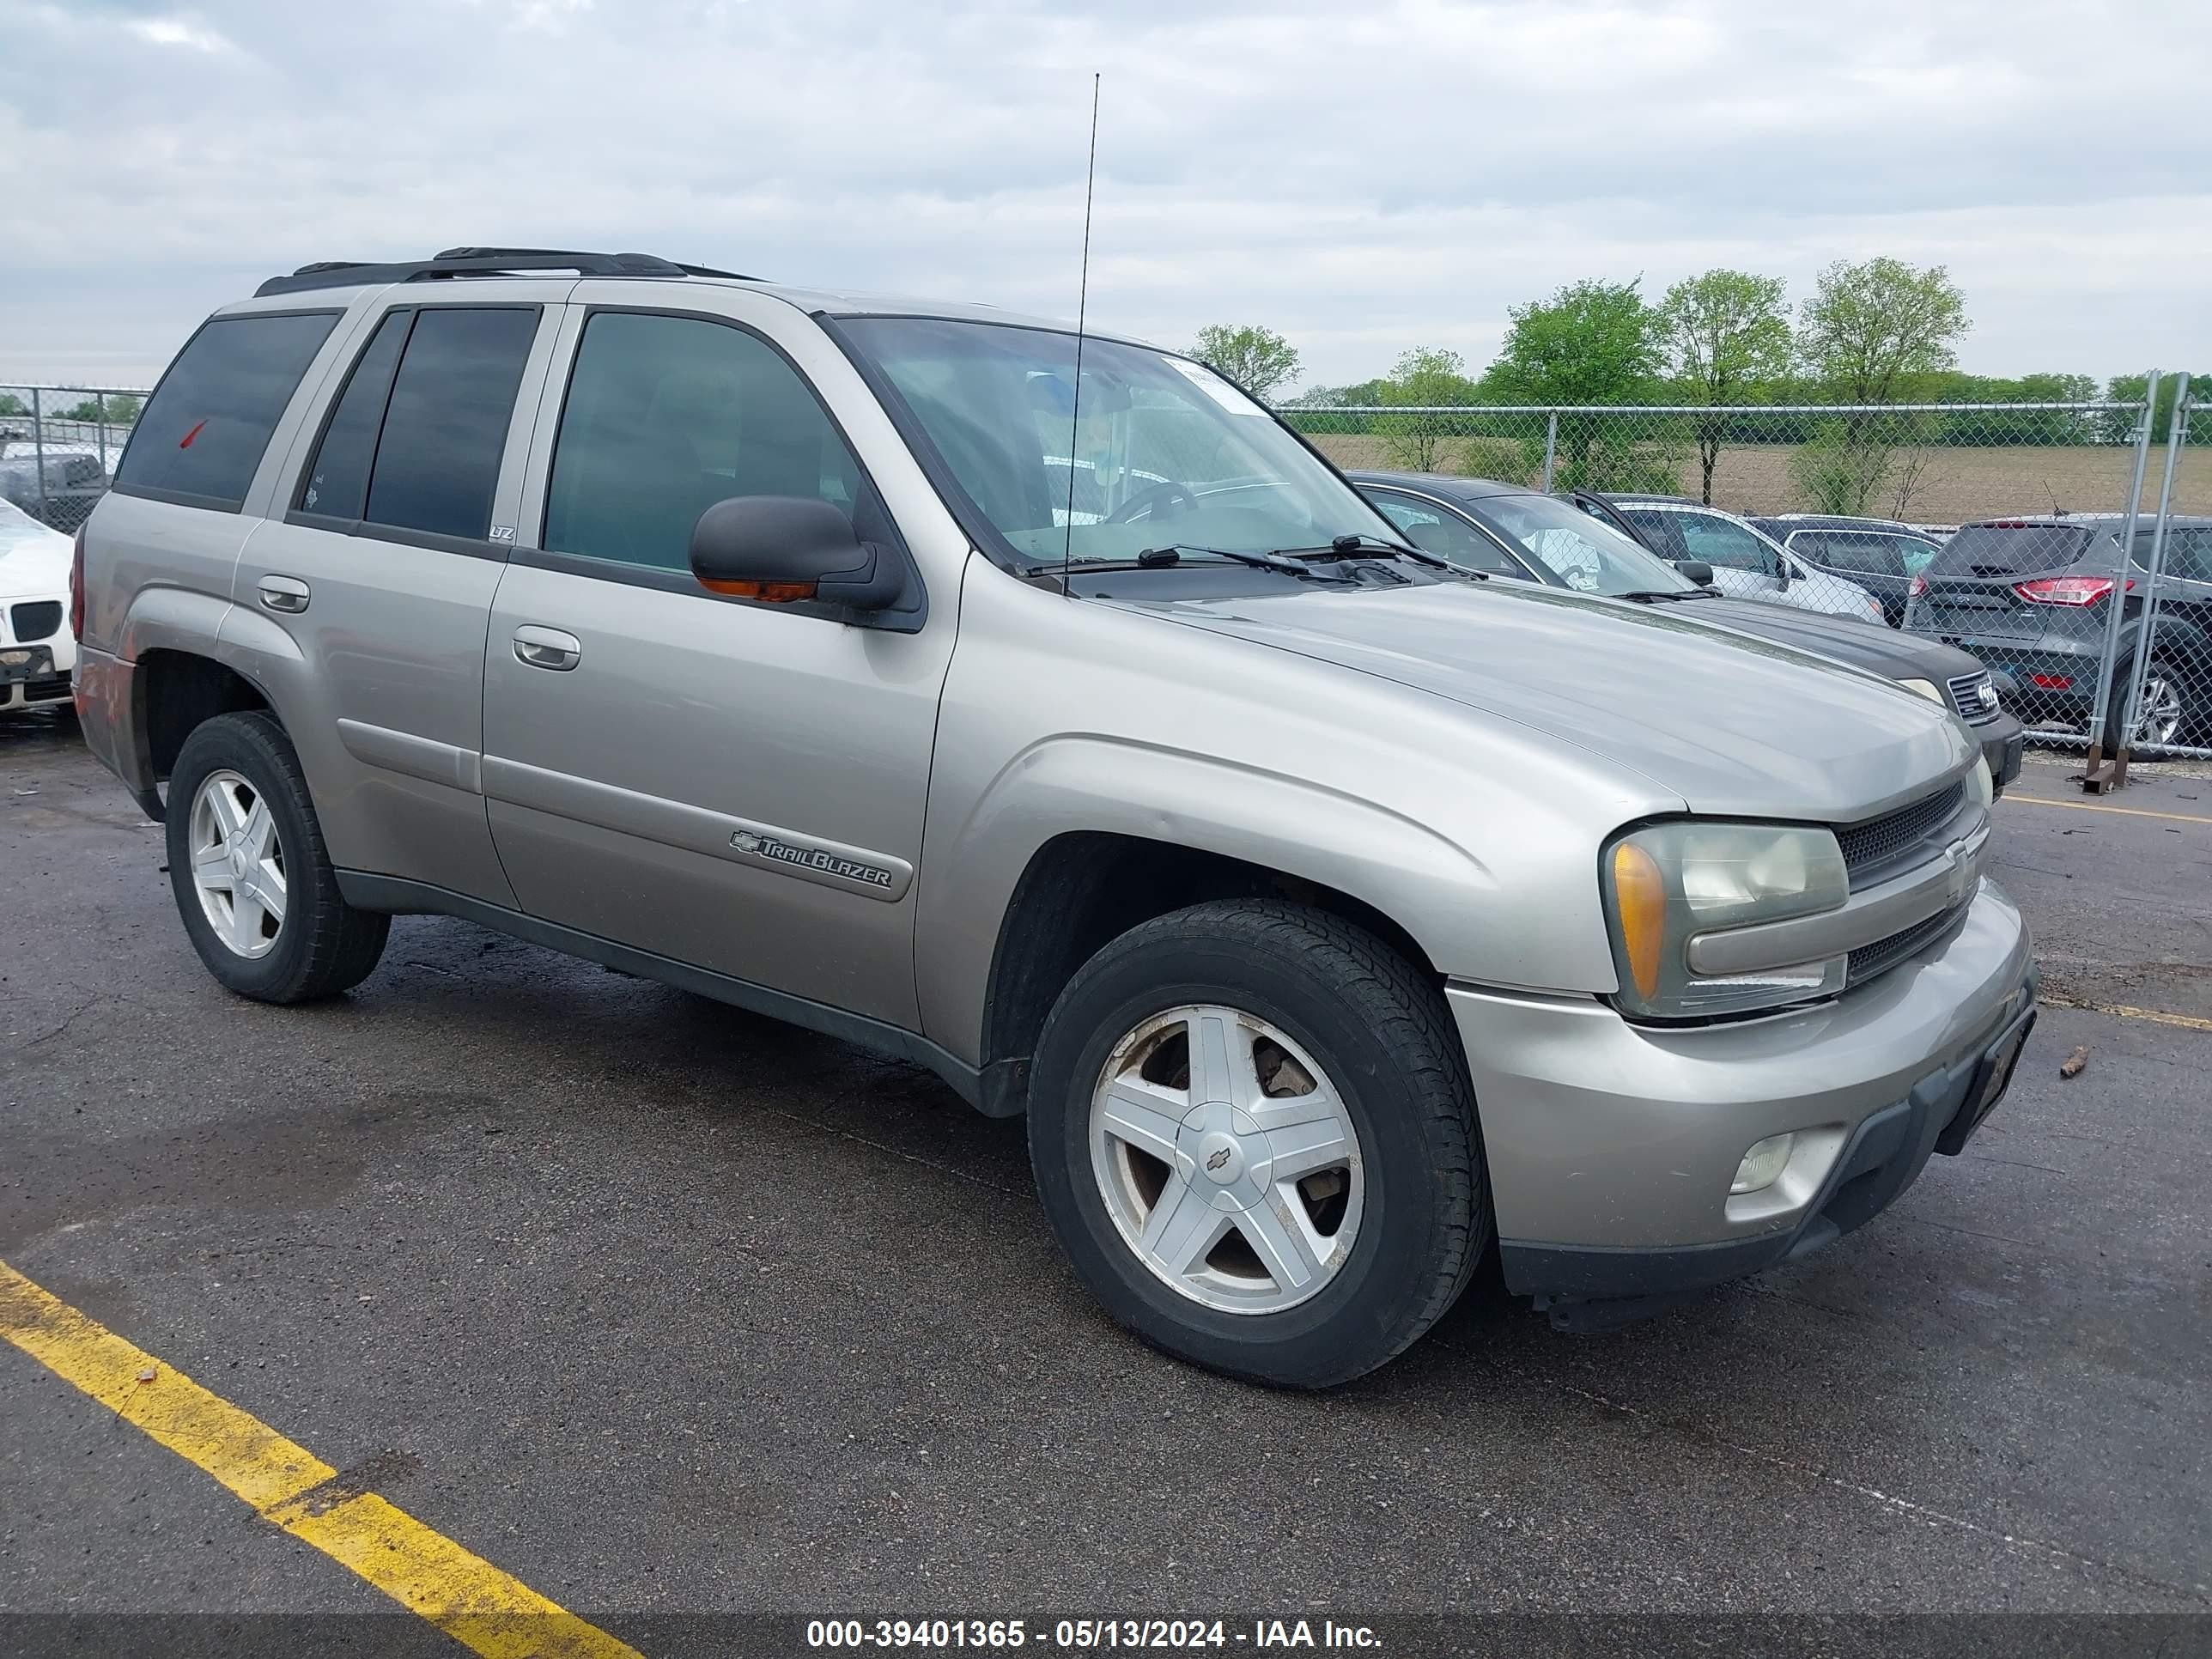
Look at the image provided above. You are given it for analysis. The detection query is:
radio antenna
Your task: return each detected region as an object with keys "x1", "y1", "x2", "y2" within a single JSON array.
[{"x1": 1061, "y1": 72, "x2": 1101, "y2": 592}]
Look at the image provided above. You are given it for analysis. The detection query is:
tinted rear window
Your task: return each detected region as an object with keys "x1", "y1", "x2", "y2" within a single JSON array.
[
  {"x1": 1790, "y1": 531, "x2": 1928, "y2": 579},
  {"x1": 363, "y1": 307, "x2": 538, "y2": 540},
  {"x1": 1925, "y1": 524, "x2": 2090, "y2": 577},
  {"x1": 116, "y1": 311, "x2": 339, "y2": 508}
]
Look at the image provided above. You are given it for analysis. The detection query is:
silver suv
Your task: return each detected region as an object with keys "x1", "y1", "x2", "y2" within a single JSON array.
[{"x1": 73, "y1": 247, "x2": 2036, "y2": 1386}]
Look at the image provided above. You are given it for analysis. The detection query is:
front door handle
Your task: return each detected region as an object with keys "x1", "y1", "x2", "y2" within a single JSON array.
[
  {"x1": 513, "y1": 625, "x2": 582, "y2": 672},
  {"x1": 258, "y1": 574, "x2": 311, "y2": 614}
]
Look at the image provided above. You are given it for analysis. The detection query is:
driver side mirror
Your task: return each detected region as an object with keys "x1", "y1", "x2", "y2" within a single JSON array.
[
  {"x1": 1771, "y1": 554, "x2": 1791, "y2": 588},
  {"x1": 690, "y1": 495, "x2": 903, "y2": 611},
  {"x1": 1679, "y1": 559, "x2": 1715, "y2": 587}
]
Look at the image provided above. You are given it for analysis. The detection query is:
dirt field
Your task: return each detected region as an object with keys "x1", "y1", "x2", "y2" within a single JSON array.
[{"x1": 1305, "y1": 437, "x2": 2210, "y2": 526}]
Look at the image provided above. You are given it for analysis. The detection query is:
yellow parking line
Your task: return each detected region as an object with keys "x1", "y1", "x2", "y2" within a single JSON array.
[
  {"x1": 2002, "y1": 794, "x2": 2211, "y2": 826},
  {"x1": 0, "y1": 1260, "x2": 640, "y2": 1659},
  {"x1": 2039, "y1": 996, "x2": 2212, "y2": 1033}
]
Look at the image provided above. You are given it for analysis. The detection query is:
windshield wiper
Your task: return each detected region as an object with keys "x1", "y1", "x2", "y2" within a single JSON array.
[
  {"x1": 1270, "y1": 534, "x2": 1468, "y2": 574},
  {"x1": 1613, "y1": 587, "x2": 1720, "y2": 604},
  {"x1": 1133, "y1": 544, "x2": 1342, "y2": 580}
]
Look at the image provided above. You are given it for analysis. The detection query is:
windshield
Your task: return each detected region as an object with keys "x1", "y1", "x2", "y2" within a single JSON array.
[
  {"x1": 840, "y1": 317, "x2": 1402, "y2": 566},
  {"x1": 1464, "y1": 492, "x2": 1694, "y2": 596}
]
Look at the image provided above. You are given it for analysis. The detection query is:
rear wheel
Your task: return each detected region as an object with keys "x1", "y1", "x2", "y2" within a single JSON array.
[
  {"x1": 1028, "y1": 900, "x2": 1486, "y2": 1388},
  {"x1": 166, "y1": 712, "x2": 389, "y2": 1002},
  {"x1": 2105, "y1": 658, "x2": 2203, "y2": 751}
]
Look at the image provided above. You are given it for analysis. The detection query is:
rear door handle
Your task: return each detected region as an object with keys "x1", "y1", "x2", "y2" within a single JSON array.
[
  {"x1": 513, "y1": 625, "x2": 582, "y2": 672},
  {"x1": 258, "y1": 574, "x2": 311, "y2": 614}
]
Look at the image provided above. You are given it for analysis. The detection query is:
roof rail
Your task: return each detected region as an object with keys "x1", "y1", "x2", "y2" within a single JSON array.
[{"x1": 253, "y1": 247, "x2": 757, "y2": 298}]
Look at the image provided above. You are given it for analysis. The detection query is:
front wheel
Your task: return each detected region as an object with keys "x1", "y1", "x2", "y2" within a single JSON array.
[{"x1": 1028, "y1": 900, "x2": 1486, "y2": 1388}]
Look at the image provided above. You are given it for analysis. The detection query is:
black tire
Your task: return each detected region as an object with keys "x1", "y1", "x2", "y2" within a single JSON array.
[
  {"x1": 164, "y1": 711, "x2": 389, "y2": 1003},
  {"x1": 1028, "y1": 899, "x2": 1486, "y2": 1388}
]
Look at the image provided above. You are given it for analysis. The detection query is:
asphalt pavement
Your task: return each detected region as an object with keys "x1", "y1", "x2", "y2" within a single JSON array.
[{"x1": 3, "y1": 714, "x2": 2208, "y2": 1649}]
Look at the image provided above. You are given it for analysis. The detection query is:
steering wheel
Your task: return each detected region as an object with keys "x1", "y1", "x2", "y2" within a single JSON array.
[{"x1": 1103, "y1": 478, "x2": 1200, "y2": 526}]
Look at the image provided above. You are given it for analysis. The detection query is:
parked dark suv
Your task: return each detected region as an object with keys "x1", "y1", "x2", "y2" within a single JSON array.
[
  {"x1": 1903, "y1": 516, "x2": 2212, "y2": 748},
  {"x1": 1747, "y1": 514, "x2": 1944, "y2": 628}
]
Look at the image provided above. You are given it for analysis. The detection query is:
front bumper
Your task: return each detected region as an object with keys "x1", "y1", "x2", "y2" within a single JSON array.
[
  {"x1": 1973, "y1": 712, "x2": 2026, "y2": 792},
  {"x1": 1448, "y1": 878, "x2": 2034, "y2": 1323},
  {"x1": 1, "y1": 596, "x2": 75, "y2": 713}
]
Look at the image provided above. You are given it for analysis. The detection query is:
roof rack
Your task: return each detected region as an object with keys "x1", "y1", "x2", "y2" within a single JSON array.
[{"x1": 253, "y1": 246, "x2": 756, "y2": 298}]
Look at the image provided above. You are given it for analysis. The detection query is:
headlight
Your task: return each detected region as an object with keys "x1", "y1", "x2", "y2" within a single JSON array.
[
  {"x1": 1899, "y1": 678, "x2": 1943, "y2": 704},
  {"x1": 1602, "y1": 821, "x2": 1850, "y2": 1019}
]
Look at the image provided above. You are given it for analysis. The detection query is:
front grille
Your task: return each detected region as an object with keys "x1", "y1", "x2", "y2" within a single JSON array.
[
  {"x1": 1946, "y1": 670, "x2": 1998, "y2": 723},
  {"x1": 1848, "y1": 899, "x2": 1971, "y2": 987},
  {"x1": 1837, "y1": 781, "x2": 1966, "y2": 886},
  {"x1": 9, "y1": 600, "x2": 62, "y2": 643},
  {"x1": 21, "y1": 674, "x2": 70, "y2": 703}
]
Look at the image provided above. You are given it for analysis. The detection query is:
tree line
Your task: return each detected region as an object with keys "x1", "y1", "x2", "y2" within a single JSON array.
[
  {"x1": 1187, "y1": 260, "x2": 2207, "y2": 512},
  {"x1": 0, "y1": 392, "x2": 144, "y2": 425}
]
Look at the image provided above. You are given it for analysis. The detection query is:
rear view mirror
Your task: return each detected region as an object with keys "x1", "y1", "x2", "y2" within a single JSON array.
[
  {"x1": 1679, "y1": 559, "x2": 1715, "y2": 587},
  {"x1": 689, "y1": 495, "x2": 902, "y2": 611}
]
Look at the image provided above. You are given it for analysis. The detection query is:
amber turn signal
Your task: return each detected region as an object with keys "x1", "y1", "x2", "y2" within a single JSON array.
[
  {"x1": 700, "y1": 578, "x2": 818, "y2": 603},
  {"x1": 1610, "y1": 841, "x2": 1667, "y2": 1000}
]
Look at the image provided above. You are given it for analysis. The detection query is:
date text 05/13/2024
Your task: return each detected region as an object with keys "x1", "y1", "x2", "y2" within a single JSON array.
[{"x1": 805, "y1": 1619, "x2": 1383, "y2": 1650}]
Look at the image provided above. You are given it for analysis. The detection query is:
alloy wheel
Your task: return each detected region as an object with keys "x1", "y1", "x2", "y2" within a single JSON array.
[
  {"x1": 188, "y1": 769, "x2": 287, "y2": 959},
  {"x1": 1089, "y1": 1004, "x2": 1364, "y2": 1315}
]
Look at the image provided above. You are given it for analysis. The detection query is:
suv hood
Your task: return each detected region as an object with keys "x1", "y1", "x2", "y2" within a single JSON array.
[
  {"x1": 1133, "y1": 580, "x2": 1972, "y2": 821},
  {"x1": 1681, "y1": 596, "x2": 1985, "y2": 682}
]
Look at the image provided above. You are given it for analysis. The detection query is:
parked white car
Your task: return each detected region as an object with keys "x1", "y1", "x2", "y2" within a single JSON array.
[
  {"x1": 1595, "y1": 495, "x2": 1889, "y2": 624},
  {"x1": 0, "y1": 496, "x2": 77, "y2": 713}
]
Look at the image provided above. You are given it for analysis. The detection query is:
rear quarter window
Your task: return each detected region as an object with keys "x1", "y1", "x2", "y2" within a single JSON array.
[{"x1": 114, "y1": 311, "x2": 340, "y2": 509}]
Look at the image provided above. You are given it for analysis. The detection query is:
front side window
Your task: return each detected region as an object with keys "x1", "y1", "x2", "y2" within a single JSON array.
[
  {"x1": 838, "y1": 317, "x2": 1401, "y2": 567},
  {"x1": 1615, "y1": 507, "x2": 1689, "y2": 560},
  {"x1": 1467, "y1": 492, "x2": 1694, "y2": 597},
  {"x1": 544, "y1": 312, "x2": 868, "y2": 572},
  {"x1": 1673, "y1": 511, "x2": 1781, "y2": 576},
  {"x1": 1366, "y1": 492, "x2": 1524, "y2": 576},
  {"x1": 116, "y1": 311, "x2": 339, "y2": 508}
]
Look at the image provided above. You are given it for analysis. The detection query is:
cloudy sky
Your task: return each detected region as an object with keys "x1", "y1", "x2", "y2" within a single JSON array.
[{"x1": 3, "y1": 0, "x2": 2207, "y2": 393}]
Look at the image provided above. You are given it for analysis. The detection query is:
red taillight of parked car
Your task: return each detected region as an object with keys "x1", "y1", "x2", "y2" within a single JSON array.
[
  {"x1": 1908, "y1": 574, "x2": 1928, "y2": 599},
  {"x1": 69, "y1": 520, "x2": 87, "y2": 641},
  {"x1": 2013, "y1": 575, "x2": 2131, "y2": 606},
  {"x1": 2029, "y1": 672, "x2": 2076, "y2": 690}
]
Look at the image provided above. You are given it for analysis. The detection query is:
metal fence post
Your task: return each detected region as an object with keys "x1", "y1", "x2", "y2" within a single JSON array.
[
  {"x1": 95, "y1": 391, "x2": 108, "y2": 476},
  {"x1": 30, "y1": 386, "x2": 46, "y2": 518},
  {"x1": 2118, "y1": 373, "x2": 2192, "y2": 761},
  {"x1": 2085, "y1": 374, "x2": 2160, "y2": 780},
  {"x1": 1540, "y1": 411, "x2": 1558, "y2": 494}
]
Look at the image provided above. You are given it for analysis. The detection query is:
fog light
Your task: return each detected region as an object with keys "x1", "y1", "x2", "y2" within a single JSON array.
[{"x1": 1731, "y1": 1133, "x2": 1796, "y2": 1194}]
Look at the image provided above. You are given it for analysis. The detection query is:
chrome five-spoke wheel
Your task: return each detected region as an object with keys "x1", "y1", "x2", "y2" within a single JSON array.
[
  {"x1": 2130, "y1": 672, "x2": 2185, "y2": 749},
  {"x1": 1090, "y1": 1003, "x2": 1364, "y2": 1315},
  {"x1": 188, "y1": 769, "x2": 287, "y2": 959}
]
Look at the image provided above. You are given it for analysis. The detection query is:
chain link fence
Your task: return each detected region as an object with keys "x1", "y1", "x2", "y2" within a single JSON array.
[
  {"x1": 7, "y1": 370, "x2": 2208, "y2": 763},
  {"x1": 1, "y1": 385, "x2": 146, "y2": 535},
  {"x1": 1281, "y1": 393, "x2": 2212, "y2": 759}
]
